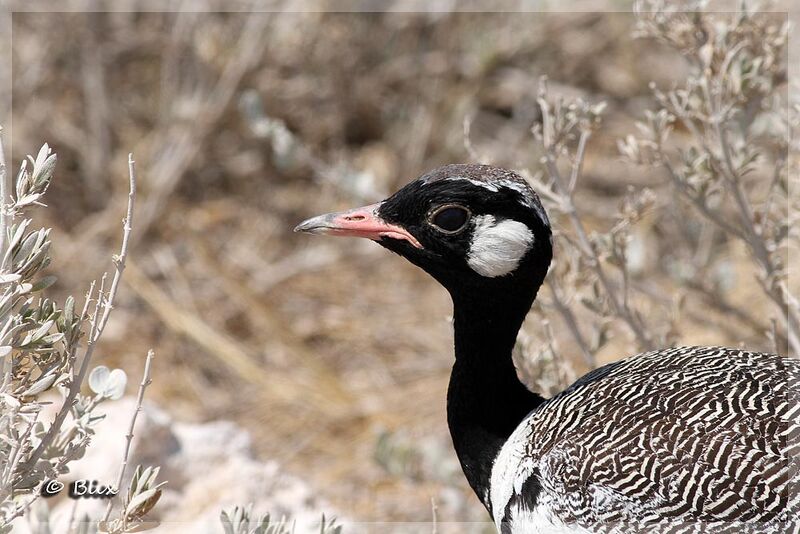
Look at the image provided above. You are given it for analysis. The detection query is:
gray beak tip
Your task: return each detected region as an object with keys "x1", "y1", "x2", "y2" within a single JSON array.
[{"x1": 293, "y1": 214, "x2": 332, "y2": 235}]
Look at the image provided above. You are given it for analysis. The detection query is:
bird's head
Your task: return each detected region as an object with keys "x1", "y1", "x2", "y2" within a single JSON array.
[{"x1": 295, "y1": 164, "x2": 552, "y2": 310}]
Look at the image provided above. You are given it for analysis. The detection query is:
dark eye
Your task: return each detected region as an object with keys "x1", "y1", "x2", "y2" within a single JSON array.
[{"x1": 429, "y1": 205, "x2": 470, "y2": 234}]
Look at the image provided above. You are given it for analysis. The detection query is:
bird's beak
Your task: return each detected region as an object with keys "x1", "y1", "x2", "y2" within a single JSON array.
[{"x1": 294, "y1": 202, "x2": 422, "y2": 249}]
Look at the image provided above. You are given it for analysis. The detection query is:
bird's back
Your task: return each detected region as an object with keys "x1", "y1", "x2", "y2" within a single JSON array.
[{"x1": 490, "y1": 346, "x2": 800, "y2": 533}]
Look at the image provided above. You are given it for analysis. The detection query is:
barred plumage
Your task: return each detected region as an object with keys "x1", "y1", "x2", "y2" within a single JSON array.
[{"x1": 491, "y1": 347, "x2": 800, "y2": 533}]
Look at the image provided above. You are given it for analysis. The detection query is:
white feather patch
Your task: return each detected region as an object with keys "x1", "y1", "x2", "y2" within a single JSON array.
[
  {"x1": 445, "y1": 176, "x2": 540, "y2": 211},
  {"x1": 446, "y1": 176, "x2": 499, "y2": 192},
  {"x1": 467, "y1": 215, "x2": 534, "y2": 278},
  {"x1": 491, "y1": 417, "x2": 537, "y2": 524}
]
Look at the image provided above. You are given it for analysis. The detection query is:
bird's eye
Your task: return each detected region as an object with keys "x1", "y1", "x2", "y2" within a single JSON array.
[{"x1": 429, "y1": 205, "x2": 470, "y2": 234}]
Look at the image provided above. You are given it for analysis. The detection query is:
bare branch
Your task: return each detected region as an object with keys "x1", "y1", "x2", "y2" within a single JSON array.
[
  {"x1": 545, "y1": 278, "x2": 594, "y2": 367},
  {"x1": 537, "y1": 98, "x2": 653, "y2": 350},
  {"x1": 102, "y1": 349, "x2": 155, "y2": 524}
]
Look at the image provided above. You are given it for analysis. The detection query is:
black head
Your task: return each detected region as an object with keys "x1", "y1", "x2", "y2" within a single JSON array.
[{"x1": 295, "y1": 164, "x2": 552, "y2": 310}]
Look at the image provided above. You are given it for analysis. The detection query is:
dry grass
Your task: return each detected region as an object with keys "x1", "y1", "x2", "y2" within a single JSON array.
[{"x1": 2, "y1": 2, "x2": 792, "y2": 525}]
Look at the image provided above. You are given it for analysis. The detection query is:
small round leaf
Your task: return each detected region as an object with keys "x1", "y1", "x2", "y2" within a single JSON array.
[{"x1": 89, "y1": 366, "x2": 110, "y2": 395}]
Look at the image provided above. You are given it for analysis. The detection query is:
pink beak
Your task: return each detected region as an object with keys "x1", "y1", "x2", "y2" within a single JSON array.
[{"x1": 294, "y1": 203, "x2": 422, "y2": 249}]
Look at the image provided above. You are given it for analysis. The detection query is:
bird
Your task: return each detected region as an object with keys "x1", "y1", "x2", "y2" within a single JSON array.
[{"x1": 294, "y1": 164, "x2": 800, "y2": 533}]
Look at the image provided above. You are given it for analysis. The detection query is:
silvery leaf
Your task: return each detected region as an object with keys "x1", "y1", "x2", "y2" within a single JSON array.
[
  {"x1": 89, "y1": 366, "x2": 110, "y2": 395},
  {"x1": 33, "y1": 155, "x2": 56, "y2": 188},
  {"x1": 33, "y1": 143, "x2": 50, "y2": 171},
  {"x1": 88, "y1": 366, "x2": 127, "y2": 399},
  {"x1": 0, "y1": 274, "x2": 21, "y2": 284},
  {"x1": 1, "y1": 393, "x2": 20, "y2": 408},
  {"x1": 16, "y1": 192, "x2": 42, "y2": 205},
  {"x1": 41, "y1": 333, "x2": 64, "y2": 344},
  {"x1": 31, "y1": 319, "x2": 54, "y2": 341},
  {"x1": 18, "y1": 372, "x2": 57, "y2": 396},
  {"x1": 103, "y1": 369, "x2": 127, "y2": 400},
  {"x1": 125, "y1": 488, "x2": 162, "y2": 518}
]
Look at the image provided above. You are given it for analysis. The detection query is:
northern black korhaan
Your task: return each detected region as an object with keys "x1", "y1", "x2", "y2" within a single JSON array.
[{"x1": 294, "y1": 164, "x2": 799, "y2": 533}]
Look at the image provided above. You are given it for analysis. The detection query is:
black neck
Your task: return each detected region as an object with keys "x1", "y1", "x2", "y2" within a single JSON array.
[{"x1": 446, "y1": 292, "x2": 545, "y2": 512}]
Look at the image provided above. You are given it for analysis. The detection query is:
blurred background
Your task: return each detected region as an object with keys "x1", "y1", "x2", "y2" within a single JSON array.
[{"x1": 0, "y1": 1, "x2": 794, "y2": 530}]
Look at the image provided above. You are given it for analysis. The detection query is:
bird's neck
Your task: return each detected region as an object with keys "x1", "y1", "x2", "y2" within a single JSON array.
[{"x1": 446, "y1": 294, "x2": 545, "y2": 512}]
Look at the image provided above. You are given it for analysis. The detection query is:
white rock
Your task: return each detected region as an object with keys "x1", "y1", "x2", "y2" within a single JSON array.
[{"x1": 14, "y1": 398, "x2": 340, "y2": 533}]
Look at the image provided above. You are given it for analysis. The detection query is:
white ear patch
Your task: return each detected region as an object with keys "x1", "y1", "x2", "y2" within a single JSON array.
[{"x1": 467, "y1": 215, "x2": 534, "y2": 278}]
